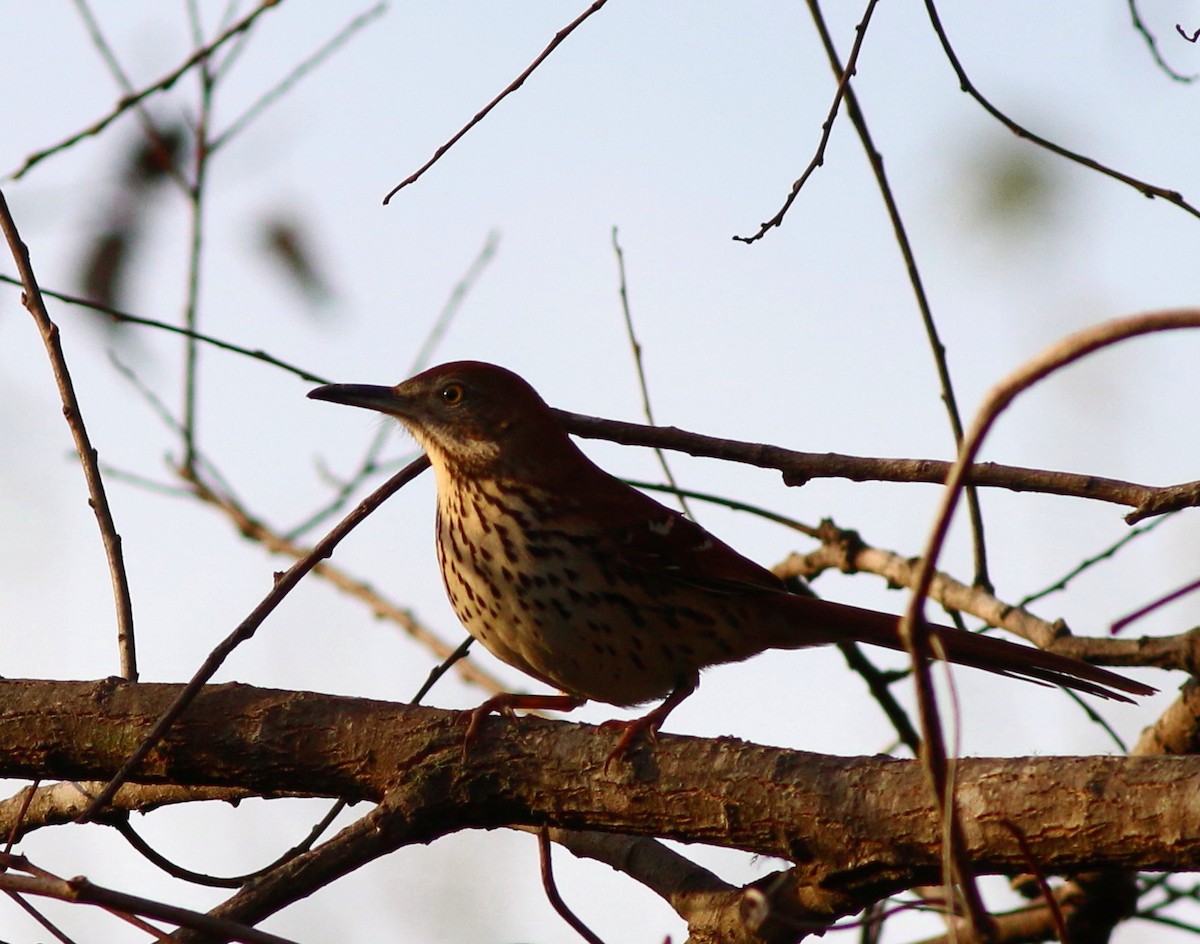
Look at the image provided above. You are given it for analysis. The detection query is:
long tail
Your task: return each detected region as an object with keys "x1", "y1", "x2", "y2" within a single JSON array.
[{"x1": 774, "y1": 594, "x2": 1155, "y2": 703}]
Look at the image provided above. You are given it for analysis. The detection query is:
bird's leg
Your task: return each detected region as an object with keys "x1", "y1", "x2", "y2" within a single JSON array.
[
  {"x1": 600, "y1": 671, "x2": 699, "y2": 770},
  {"x1": 463, "y1": 692, "x2": 587, "y2": 760}
]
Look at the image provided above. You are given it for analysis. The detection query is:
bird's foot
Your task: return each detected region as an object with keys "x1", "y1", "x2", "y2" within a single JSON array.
[
  {"x1": 599, "y1": 675, "x2": 699, "y2": 771},
  {"x1": 598, "y1": 715, "x2": 662, "y2": 771},
  {"x1": 462, "y1": 692, "x2": 587, "y2": 761}
]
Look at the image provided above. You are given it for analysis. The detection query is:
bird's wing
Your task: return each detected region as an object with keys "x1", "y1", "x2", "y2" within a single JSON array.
[{"x1": 583, "y1": 475, "x2": 789, "y2": 595}]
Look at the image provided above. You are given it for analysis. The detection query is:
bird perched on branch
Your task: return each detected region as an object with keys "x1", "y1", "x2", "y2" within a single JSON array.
[{"x1": 309, "y1": 361, "x2": 1152, "y2": 756}]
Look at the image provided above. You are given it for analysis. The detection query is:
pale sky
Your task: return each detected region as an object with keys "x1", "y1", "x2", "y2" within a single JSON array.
[{"x1": 2, "y1": 3, "x2": 1199, "y2": 941}]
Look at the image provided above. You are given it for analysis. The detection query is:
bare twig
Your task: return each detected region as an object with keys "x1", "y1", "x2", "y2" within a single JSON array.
[
  {"x1": 69, "y1": 0, "x2": 190, "y2": 192},
  {"x1": 1001, "y1": 821, "x2": 1069, "y2": 944},
  {"x1": 907, "y1": 309, "x2": 1200, "y2": 625},
  {"x1": 0, "y1": 189, "x2": 138, "y2": 681},
  {"x1": 1127, "y1": 0, "x2": 1199, "y2": 81},
  {"x1": 185, "y1": 469, "x2": 509, "y2": 696},
  {"x1": 1112, "y1": 575, "x2": 1200, "y2": 636},
  {"x1": 382, "y1": 0, "x2": 612, "y2": 203},
  {"x1": 558, "y1": 409, "x2": 1195, "y2": 520},
  {"x1": 3, "y1": 780, "x2": 39, "y2": 852},
  {"x1": 838, "y1": 641, "x2": 922, "y2": 754},
  {"x1": 0, "y1": 275, "x2": 331, "y2": 382},
  {"x1": 3, "y1": 890, "x2": 79, "y2": 944},
  {"x1": 175, "y1": 792, "x2": 424, "y2": 941},
  {"x1": 734, "y1": 0, "x2": 880, "y2": 243},
  {"x1": 1019, "y1": 514, "x2": 1172, "y2": 608},
  {"x1": 290, "y1": 230, "x2": 503, "y2": 539},
  {"x1": 925, "y1": 0, "x2": 1200, "y2": 219},
  {"x1": 210, "y1": 3, "x2": 388, "y2": 154},
  {"x1": 113, "y1": 801, "x2": 346, "y2": 889},
  {"x1": 179, "y1": 14, "x2": 218, "y2": 477},
  {"x1": 408, "y1": 229, "x2": 500, "y2": 374},
  {"x1": 6, "y1": 271, "x2": 1190, "y2": 520},
  {"x1": 538, "y1": 828, "x2": 608, "y2": 944},
  {"x1": 802, "y1": 0, "x2": 992, "y2": 591},
  {"x1": 78, "y1": 455, "x2": 431, "y2": 822},
  {"x1": 411, "y1": 636, "x2": 475, "y2": 705},
  {"x1": 6, "y1": 0, "x2": 283, "y2": 182},
  {"x1": 0, "y1": 856, "x2": 298, "y2": 944},
  {"x1": 627, "y1": 478, "x2": 819, "y2": 537},
  {"x1": 901, "y1": 308, "x2": 1200, "y2": 944},
  {"x1": 611, "y1": 226, "x2": 690, "y2": 516}
]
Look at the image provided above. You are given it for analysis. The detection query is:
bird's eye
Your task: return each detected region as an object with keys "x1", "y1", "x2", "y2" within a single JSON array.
[{"x1": 439, "y1": 382, "x2": 465, "y2": 406}]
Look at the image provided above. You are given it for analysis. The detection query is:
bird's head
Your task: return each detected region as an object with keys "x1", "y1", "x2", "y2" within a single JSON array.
[{"x1": 309, "y1": 361, "x2": 571, "y2": 477}]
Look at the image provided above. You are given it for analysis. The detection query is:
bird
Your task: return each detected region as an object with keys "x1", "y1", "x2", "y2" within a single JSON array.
[{"x1": 308, "y1": 361, "x2": 1154, "y2": 756}]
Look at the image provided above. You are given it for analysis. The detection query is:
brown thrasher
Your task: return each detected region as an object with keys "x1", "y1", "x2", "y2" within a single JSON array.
[{"x1": 309, "y1": 361, "x2": 1153, "y2": 753}]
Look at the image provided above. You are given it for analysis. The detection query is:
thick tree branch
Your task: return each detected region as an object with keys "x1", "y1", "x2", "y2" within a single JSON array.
[{"x1": 2, "y1": 678, "x2": 1196, "y2": 889}]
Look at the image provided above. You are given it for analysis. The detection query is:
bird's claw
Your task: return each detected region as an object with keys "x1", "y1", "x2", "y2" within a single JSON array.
[{"x1": 599, "y1": 716, "x2": 660, "y2": 772}]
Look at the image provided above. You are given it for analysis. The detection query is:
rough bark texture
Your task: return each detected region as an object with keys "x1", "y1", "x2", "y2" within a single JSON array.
[{"x1": 2, "y1": 676, "x2": 1196, "y2": 912}]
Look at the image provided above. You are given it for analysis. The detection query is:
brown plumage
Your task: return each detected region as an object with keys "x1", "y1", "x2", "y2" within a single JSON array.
[{"x1": 310, "y1": 361, "x2": 1153, "y2": 750}]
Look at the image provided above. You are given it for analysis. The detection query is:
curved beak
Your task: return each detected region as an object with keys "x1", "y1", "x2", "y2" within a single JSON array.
[{"x1": 308, "y1": 383, "x2": 403, "y2": 415}]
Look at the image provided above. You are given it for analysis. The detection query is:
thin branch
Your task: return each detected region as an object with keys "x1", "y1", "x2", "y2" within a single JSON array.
[
  {"x1": 906, "y1": 309, "x2": 1200, "y2": 627},
  {"x1": 1001, "y1": 821, "x2": 1069, "y2": 944},
  {"x1": 901, "y1": 308, "x2": 1200, "y2": 944},
  {"x1": 802, "y1": 0, "x2": 992, "y2": 591},
  {"x1": 734, "y1": 0, "x2": 880, "y2": 243},
  {"x1": 6, "y1": 0, "x2": 283, "y2": 182},
  {"x1": 1019, "y1": 514, "x2": 1172, "y2": 608},
  {"x1": 627, "y1": 478, "x2": 819, "y2": 537},
  {"x1": 176, "y1": 796, "x2": 417, "y2": 940},
  {"x1": 382, "y1": 0, "x2": 612, "y2": 204},
  {"x1": 6, "y1": 271, "x2": 1191, "y2": 521},
  {"x1": 184, "y1": 469, "x2": 509, "y2": 696},
  {"x1": 3, "y1": 890, "x2": 79, "y2": 944},
  {"x1": 0, "y1": 858, "x2": 298, "y2": 944},
  {"x1": 837, "y1": 641, "x2": 922, "y2": 754},
  {"x1": 180, "y1": 18, "x2": 218, "y2": 477},
  {"x1": 411, "y1": 636, "x2": 475, "y2": 705},
  {"x1": 3, "y1": 780, "x2": 38, "y2": 853},
  {"x1": 924, "y1": 0, "x2": 1200, "y2": 219},
  {"x1": 113, "y1": 801, "x2": 345, "y2": 889},
  {"x1": 78, "y1": 455, "x2": 432, "y2": 822},
  {"x1": 557, "y1": 409, "x2": 1194, "y2": 520},
  {"x1": 611, "y1": 226, "x2": 691, "y2": 517},
  {"x1": 538, "y1": 827, "x2": 608, "y2": 944},
  {"x1": 408, "y1": 229, "x2": 500, "y2": 374},
  {"x1": 0, "y1": 275, "x2": 331, "y2": 382},
  {"x1": 0, "y1": 189, "x2": 138, "y2": 681},
  {"x1": 1112, "y1": 574, "x2": 1200, "y2": 635},
  {"x1": 207, "y1": 2, "x2": 255, "y2": 79},
  {"x1": 1127, "y1": 0, "x2": 1198, "y2": 83},
  {"x1": 289, "y1": 230, "x2": 502, "y2": 539},
  {"x1": 210, "y1": 3, "x2": 388, "y2": 154},
  {"x1": 68, "y1": 0, "x2": 190, "y2": 192},
  {"x1": 107, "y1": 351, "x2": 247, "y2": 510}
]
